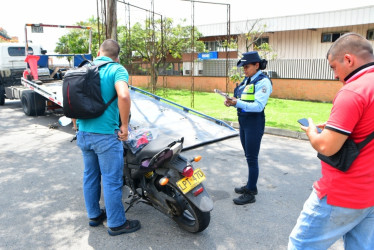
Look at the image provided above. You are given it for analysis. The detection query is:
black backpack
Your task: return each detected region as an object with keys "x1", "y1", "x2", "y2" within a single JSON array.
[{"x1": 62, "y1": 60, "x2": 117, "y2": 119}]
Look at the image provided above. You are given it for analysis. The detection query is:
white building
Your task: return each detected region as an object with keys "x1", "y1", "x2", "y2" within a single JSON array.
[{"x1": 197, "y1": 5, "x2": 374, "y2": 60}]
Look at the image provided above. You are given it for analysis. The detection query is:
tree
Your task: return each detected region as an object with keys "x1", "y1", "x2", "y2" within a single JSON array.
[
  {"x1": 55, "y1": 17, "x2": 205, "y2": 92},
  {"x1": 0, "y1": 27, "x2": 11, "y2": 42},
  {"x1": 238, "y1": 19, "x2": 277, "y2": 60},
  {"x1": 119, "y1": 18, "x2": 205, "y2": 92},
  {"x1": 228, "y1": 19, "x2": 277, "y2": 86},
  {"x1": 54, "y1": 17, "x2": 103, "y2": 61}
]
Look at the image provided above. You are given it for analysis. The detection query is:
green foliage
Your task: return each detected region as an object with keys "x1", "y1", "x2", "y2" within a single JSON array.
[
  {"x1": 55, "y1": 17, "x2": 205, "y2": 93},
  {"x1": 220, "y1": 38, "x2": 238, "y2": 51},
  {"x1": 254, "y1": 42, "x2": 277, "y2": 60},
  {"x1": 119, "y1": 17, "x2": 205, "y2": 92},
  {"x1": 241, "y1": 20, "x2": 276, "y2": 60},
  {"x1": 228, "y1": 66, "x2": 244, "y2": 84},
  {"x1": 54, "y1": 17, "x2": 103, "y2": 58}
]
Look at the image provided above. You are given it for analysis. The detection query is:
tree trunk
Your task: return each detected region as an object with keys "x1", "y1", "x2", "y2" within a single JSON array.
[
  {"x1": 106, "y1": 0, "x2": 117, "y2": 40},
  {"x1": 150, "y1": 64, "x2": 158, "y2": 93}
]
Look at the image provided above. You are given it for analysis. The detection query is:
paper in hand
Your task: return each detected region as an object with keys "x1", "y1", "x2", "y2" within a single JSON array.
[{"x1": 214, "y1": 89, "x2": 232, "y2": 99}]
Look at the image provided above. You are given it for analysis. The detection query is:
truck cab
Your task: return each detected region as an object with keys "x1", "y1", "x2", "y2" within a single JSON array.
[{"x1": 0, "y1": 43, "x2": 45, "y2": 105}]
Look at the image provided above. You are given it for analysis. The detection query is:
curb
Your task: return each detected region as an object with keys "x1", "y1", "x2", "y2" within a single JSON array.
[{"x1": 225, "y1": 121, "x2": 309, "y2": 141}]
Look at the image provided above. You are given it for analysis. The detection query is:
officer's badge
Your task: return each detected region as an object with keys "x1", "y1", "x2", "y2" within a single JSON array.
[{"x1": 262, "y1": 86, "x2": 267, "y2": 93}]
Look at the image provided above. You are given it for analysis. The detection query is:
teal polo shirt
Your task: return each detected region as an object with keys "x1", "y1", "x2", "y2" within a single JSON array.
[{"x1": 77, "y1": 56, "x2": 129, "y2": 134}]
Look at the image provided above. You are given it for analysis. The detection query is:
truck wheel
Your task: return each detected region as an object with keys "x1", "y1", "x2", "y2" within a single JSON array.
[
  {"x1": 21, "y1": 90, "x2": 46, "y2": 116},
  {"x1": 0, "y1": 85, "x2": 5, "y2": 105}
]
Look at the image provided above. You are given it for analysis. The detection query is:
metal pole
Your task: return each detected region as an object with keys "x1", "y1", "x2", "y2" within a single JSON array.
[
  {"x1": 103, "y1": 0, "x2": 108, "y2": 39},
  {"x1": 190, "y1": 0, "x2": 195, "y2": 108},
  {"x1": 226, "y1": 4, "x2": 231, "y2": 93},
  {"x1": 96, "y1": 0, "x2": 101, "y2": 45},
  {"x1": 179, "y1": 0, "x2": 231, "y2": 94},
  {"x1": 128, "y1": 4, "x2": 132, "y2": 77},
  {"x1": 24, "y1": 25, "x2": 28, "y2": 57},
  {"x1": 117, "y1": 0, "x2": 163, "y2": 89},
  {"x1": 89, "y1": 28, "x2": 92, "y2": 54},
  {"x1": 151, "y1": 0, "x2": 156, "y2": 93}
]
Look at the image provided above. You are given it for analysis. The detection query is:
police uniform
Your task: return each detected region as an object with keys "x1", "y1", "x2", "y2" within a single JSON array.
[{"x1": 232, "y1": 51, "x2": 273, "y2": 205}]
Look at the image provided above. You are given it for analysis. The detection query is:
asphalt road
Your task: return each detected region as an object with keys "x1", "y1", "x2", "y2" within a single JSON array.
[{"x1": 0, "y1": 100, "x2": 343, "y2": 250}]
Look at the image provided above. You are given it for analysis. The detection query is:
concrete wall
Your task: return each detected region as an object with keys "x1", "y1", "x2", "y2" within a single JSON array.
[
  {"x1": 270, "y1": 78, "x2": 342, "y2": 102},
  {"x1": 128, "y1": 75, "x2": 342, "y2": 103}
]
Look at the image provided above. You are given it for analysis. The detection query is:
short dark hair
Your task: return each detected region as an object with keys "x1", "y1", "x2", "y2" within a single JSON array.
[
  {"x1": 327, "y1": 33, "x2": 373, "y2": 62},
  {"x1": 100, "y1": 39, "x2": 120, "y2": 59}
]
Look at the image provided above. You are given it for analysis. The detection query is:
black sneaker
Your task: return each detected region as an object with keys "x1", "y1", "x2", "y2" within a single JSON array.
[
  {"x1": 234, "y1": 186, "x2": 258, "y2": 195},
  {"x1": 108, "y1": 219, "x2": 141, "y2": 236},
  {"x1": 89, "y1": 209, "x2": 106, "y2": 227},
  {"x1": 233, "y1": 192, "x2": 256, "y2": 205}
]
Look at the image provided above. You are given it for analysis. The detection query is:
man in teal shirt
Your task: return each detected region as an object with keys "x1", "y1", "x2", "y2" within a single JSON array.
[{"x1": 77, "y1": 39, "x2": 140, "y2": 236}]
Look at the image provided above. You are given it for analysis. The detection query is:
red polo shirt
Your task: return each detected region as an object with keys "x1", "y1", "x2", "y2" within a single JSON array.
[{"x1": 314, "y1": 63, "x2": 374, "y2": 209}]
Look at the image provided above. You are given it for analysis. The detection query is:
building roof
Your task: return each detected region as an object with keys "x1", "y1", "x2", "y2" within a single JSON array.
[{"x1": 197, "y1": 5, "x2": 374, "y2": 37}]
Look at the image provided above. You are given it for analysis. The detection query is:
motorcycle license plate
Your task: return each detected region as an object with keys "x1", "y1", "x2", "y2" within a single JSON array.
[{"x1": 176, "y1": 168, "x2": 206, "y2": 194}]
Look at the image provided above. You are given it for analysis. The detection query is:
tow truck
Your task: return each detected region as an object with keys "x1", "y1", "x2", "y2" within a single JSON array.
[
  {"x1": 4, "y1": 23, "x2": 237, "y2": 148},
  {"x1": 2, "y1": 23, "x2": 92, "y2": 115}
]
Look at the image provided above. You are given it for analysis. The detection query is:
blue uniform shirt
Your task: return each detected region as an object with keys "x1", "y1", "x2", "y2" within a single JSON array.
[
  {"x1": 77, "y1": 56, "x2": 129, "y2": 134},
  {"x1": 235, "y1": 70, "x2": 272, "y2": 112}
]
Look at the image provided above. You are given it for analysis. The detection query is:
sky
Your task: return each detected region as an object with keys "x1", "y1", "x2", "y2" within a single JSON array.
[{"x1": 1, "y1": 0, "x2": 373, "y2": 52}]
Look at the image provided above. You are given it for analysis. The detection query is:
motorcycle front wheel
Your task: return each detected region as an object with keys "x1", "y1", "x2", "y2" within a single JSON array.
[{"x1": 165, "y1": 183, "x2": 210, "y2": 233}]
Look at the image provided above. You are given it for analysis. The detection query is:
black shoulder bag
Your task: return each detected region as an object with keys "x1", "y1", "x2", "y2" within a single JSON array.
[{"x1": 317, "y1": 131, "x2": 374, "y2": 172}]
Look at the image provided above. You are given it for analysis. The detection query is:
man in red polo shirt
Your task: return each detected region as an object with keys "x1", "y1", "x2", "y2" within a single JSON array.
[{"x1": 288, "y1": 33, "x2": 374, "y2": 249}]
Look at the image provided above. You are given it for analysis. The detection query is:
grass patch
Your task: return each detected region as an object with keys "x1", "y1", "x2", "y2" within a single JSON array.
[{"x1": 135, "y1": 87, "x2": 333, "y2": 132}]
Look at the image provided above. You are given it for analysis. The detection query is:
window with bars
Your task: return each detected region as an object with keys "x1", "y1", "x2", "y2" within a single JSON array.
[
  {"x1": 204, "y1": 41, "x2": 236, "y2": 52},
  {"x1": 254, "y1": 37, "x2": 269, "y2": 47},
  {"x1": 367, "y1": 29, "x2": 374, "y2": 40},
  {"x1": 321, "y1": 32, "x2": 346, "y2": 43}
]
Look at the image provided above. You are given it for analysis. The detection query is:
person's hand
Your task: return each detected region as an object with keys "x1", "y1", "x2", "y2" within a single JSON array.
[
  {"x1": 316, "y1": 122, "x2": 326, "y2": 132},
  {"x1": 225, "y1": 97, "x2": 237, "y2": 107},
  {"x1": 117, "y1": 125, "x2": 129, "y2": 141},
  {"x1": 302, "y1": 118, "x2": 319, "y2": 135}
]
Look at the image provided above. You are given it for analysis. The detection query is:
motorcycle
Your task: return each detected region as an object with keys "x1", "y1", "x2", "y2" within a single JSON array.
[
  {"x1": 122, "y1": 130, "x2": 213, "y2": 233},
  {"x1": 59, "y1": 116, "x2": 213, "y2": 233}
]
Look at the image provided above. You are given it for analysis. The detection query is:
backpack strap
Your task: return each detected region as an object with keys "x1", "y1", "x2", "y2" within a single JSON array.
[
  {"x1": 80, "y1": 60, "x2": 118, "y2": 106},
  {"x1": 78, "y1": 60, "x2": 115, "y2": 68},
  {"x1": 95, "y1": 61, "x2": 118, "y2": 106},
  {"x1": 105, "y1": 94, "x2": 118, "y2": 107},
  {"x1": 357, "y1": 131, "x2": 374, "y2": 150},
  {"x1": 78, "y1": 59, "x2": 94, "y2": 67},
  {"x1": 96, "y1": 61, "x2": 116, "y2": 68}
]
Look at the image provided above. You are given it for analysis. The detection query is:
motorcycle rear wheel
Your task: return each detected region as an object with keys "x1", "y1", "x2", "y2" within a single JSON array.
[{"x1": 166, "y1": 183, "x2": 210, "y2": 233}]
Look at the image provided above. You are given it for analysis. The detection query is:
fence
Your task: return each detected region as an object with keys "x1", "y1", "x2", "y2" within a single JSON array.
[
  {"x1": 129, "y1": 58, "x2": 335, "y2": 80},
  {"x1": 201, "y1": 58, "x2": 334, "y2": 80},
  {"x1": 266, "y1": 59, "x2": 334, "y2": 80}
]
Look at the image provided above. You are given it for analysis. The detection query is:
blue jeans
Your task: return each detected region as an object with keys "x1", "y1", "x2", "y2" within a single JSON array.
[
  {"x1": 238, "y1": 112, "x2": 265, "y2": 192},
  {"x1": 77, "y1": 131, "x2": 126, "y2": 228},
  {"x1": 288, "y1": 189, "x2": 374, "y2": 250}
]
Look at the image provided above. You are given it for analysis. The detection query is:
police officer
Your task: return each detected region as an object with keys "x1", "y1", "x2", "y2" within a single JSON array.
[{"x1": 225, "y1": 51, "x2": 272, "y2": 205}]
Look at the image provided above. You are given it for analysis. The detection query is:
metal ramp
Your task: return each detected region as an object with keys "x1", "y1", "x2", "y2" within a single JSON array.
[{"x1": 129, "y1": 86, "x2": 238, "y2": 151}]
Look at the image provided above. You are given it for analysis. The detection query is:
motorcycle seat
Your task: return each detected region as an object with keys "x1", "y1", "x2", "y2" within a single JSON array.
[{"x1": 124, "y1": 136, "x2": 177, "y2": 166}]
